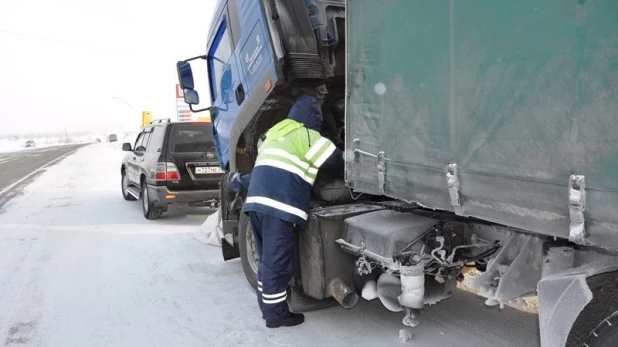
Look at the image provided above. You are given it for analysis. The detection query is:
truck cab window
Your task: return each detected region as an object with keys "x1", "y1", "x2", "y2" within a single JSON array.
[{"x1": 208, "y1": 20, "x2": 233, "y2": 101}]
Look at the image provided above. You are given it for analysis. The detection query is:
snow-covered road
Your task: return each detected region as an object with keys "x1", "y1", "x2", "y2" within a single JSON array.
[{"x1": 0, "y1": 144, "x2": 540, "y2": 347}]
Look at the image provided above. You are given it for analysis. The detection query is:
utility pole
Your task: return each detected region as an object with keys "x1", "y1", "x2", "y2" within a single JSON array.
[{"x1": 112, "y1": 96, "x2": 136, "y2": 129}]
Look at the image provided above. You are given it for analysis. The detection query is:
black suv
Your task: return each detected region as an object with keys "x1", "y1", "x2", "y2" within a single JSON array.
[{"x1": 120, "y1": 119, "x2": 224, "y2": 219}]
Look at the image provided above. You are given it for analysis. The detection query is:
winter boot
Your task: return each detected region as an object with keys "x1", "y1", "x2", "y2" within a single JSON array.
[{"x1": 265, "y1": 312, "x2": 305, "y2": 328}]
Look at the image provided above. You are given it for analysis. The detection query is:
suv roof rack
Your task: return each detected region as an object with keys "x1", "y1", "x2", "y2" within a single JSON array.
[{"x1": 149, "y1": 118, "x2": 172, "y2": 125}]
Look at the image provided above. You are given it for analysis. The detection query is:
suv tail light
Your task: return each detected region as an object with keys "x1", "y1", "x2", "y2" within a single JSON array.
[{"x1": 155, "y1": 162, "x2": 181, "y2": 181}]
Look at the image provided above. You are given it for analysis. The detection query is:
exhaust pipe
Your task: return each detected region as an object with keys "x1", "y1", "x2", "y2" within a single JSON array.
[{"x1": 329, "y1": 278, "x2": 359, "y2": 309}]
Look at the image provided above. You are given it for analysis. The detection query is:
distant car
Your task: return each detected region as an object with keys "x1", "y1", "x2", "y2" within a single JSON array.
[
  {"x1": 24, "y1": 140, "x2": 36, "y2": 148},
  {"x1": 120, "y1": 120, "x2": 224, "y2": 220},
  {"x1": 108, "y1": 134, "x2": 118, "y2": 142},
  {"x1": 95, "y1": 138, "x2": 101, "y2": 143}
]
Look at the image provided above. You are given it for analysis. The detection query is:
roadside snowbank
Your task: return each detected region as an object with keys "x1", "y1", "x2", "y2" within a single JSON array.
[
  {"x1": 0, "y1": 137, "x2": 88, "y2": 153},
  {"x1": 0, "y1": 139, "x2": 72, "y2": 153},
  {"x1": 0, "y1": 131, "x2": 139, "y2": 154}
]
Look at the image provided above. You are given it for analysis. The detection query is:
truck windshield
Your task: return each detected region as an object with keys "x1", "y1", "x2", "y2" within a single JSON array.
[{"x1": 169, "y1": 124, "x2": 215, "y2": 153}]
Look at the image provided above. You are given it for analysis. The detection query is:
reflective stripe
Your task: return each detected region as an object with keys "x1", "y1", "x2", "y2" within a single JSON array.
[
  {"x1": 313, "y1": 143, "x2": 337, "y2": 168},
  {"x1": 255, "y1": 159, "x2": 314, "y2": 185},
  {"x1": 262, "y1": 290, "x2": 287, "y2": 299},
  {"x1": 245, "y1": 196, "x2": 308, "y2": 220},
  {"x1": 258, "y1": 281, "x2": 263, "y2": 285},
  {"x1": 305, "y1": 137, "x2": 329, "y2": 161},
  {"x1": 258, "y1": 287, "x2": 262, "y2": 292},
  {"x1": 262, "y1": 295, "x2": 287, "y2": 304},
  {"x1": 261, "y1": 148, "x2": 310, "y2": 170},
  {"x1": 308, "y1": 167, "x2": 318, "y2": 175}
]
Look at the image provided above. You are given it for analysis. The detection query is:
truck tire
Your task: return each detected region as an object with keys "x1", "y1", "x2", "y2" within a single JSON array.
[
  {"x1": 238, "y1": 213, "x2": 259, "y2": 290},
  {"x1": 566, "y1": 271, "x2": 618, "y2": 347}
]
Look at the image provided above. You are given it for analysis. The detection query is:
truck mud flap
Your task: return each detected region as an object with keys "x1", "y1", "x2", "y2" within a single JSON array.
[
  {"x1": 288, "y1": 286, "x2": 338, "y2": 313},
  {"x1": 221, "y1": 237, "x2": 240, "y2": 261}
]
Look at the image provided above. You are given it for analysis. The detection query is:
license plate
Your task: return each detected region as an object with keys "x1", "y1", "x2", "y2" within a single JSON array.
[{"x1": 195, "y1": 166, "x2": 223, "y2": 174}]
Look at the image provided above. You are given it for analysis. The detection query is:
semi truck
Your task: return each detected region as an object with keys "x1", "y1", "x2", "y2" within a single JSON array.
[{"x1": 176, "y1": 1, "x2": 618, "y2": 346}]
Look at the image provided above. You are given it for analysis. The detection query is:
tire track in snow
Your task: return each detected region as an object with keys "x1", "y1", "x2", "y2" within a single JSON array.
[{"x1": 0, "y1": 238, "x2": 37, "y2": 345}]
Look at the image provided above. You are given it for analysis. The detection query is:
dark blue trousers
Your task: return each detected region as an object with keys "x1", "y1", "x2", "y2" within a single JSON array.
[{"x1": 248, "y1": 211, "x2": 295, "y2": 321}]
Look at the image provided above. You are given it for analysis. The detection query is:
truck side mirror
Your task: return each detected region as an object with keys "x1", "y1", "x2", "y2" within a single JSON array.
[
  {"x1": 122, "y1": 143, "x2": 132, "y2": 151},
  {"x1": 176, "y1": 61, "x2": 195, "y2": 90},
  {"x1": 184, "y1": 89, "x2": 200, "y2": 105},
  {"x1": 178, "y1": 56, "x2": 216, "y2": 114}
]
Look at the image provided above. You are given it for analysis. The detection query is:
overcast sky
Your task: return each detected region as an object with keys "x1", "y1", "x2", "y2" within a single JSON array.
[{"x1": 0, "y1": 0, "x2": 216, "y2": 135}]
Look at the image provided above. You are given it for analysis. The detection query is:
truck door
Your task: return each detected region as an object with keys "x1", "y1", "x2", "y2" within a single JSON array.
[
  {"x1": 233, "y1": 0, "x2": 273, "y2": 100},
  {"x1": 207, "y1": 2, "x2": 247, "y2": 169},
  {"x1": 208, "y1": 0, "x2": 278, "y2": 170}
]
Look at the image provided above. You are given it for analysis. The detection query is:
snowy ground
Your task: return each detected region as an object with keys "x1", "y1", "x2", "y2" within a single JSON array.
[{"x1": 0, "y1": 144, "x2": 539, "y2": 347}]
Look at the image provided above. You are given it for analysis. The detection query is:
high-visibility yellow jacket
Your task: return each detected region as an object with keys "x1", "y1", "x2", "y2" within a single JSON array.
[{"x1": 243, "y1": 118, "x2": 343, "y2": 226}]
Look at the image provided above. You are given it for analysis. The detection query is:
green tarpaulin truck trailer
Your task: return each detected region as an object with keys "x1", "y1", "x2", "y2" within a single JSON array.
[
  {"x1": 347, "y1": 0, "x2": 618, "y2": 251},
  {"x1": 178, "y1": 0, "x2": 618, "y2": 346}
]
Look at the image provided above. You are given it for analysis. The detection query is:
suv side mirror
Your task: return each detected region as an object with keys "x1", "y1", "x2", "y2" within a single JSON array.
[{"x1": 122, "y1": 143, "x2": 132, "y2": 151}]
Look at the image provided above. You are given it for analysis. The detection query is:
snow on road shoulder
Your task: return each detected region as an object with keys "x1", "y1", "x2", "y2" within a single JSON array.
[
  {"x1": 0, "y1": 140, "x2": 74, "y2": 154},
  {"x1": 0, "y1": 144, "x2": 540, "y2": 347}
]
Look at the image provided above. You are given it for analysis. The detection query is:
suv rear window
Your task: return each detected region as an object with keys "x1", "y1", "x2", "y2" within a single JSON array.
[{"x1": 169, "y1": 124, "x2": 215, "y2": 153}]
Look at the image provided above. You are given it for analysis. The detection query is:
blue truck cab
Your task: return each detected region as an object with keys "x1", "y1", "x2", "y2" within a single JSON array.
[
  {"x1": 177, "y1": 0, "x2": 347, "y2": 268},
  {"x1": 178, "y1": 0, "x2": 354, "y2": 314},
  {"x1": 177, "y1": 0, "x2": 345, "y2": 174}
]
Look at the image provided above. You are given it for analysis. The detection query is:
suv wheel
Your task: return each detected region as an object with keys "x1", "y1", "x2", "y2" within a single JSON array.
[
  {"x1": 121, "y1": 170, "x2": 136, "y2": 201},
  {"x1": 141, "y1": 181, "x2": 162, "y2": 220}
]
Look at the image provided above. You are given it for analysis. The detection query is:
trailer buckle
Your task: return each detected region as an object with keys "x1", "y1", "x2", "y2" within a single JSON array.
[
  {"x1": 377, "y1": 151, "x2": 387, "y2": 195},
  {"x1": 568, "y1": 175, "x2": 586, "y2": 244},
  {"x1": 447, "y1": 164, "x2": 463, "y2": 215}
]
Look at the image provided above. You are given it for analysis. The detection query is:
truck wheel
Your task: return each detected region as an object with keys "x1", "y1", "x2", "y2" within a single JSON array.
[
  {"x1": 141, "y1": 181, "x2": 162, "y2": 220},
  {"x1": 567, "y1": 271, "x2": 618, "y2": 347},
  {"x1": 238, "y1": 213, "x2": 259, "y2": 290},
  {"x1": 121, "y1": 170, "x2": 136, "y2": 201}
]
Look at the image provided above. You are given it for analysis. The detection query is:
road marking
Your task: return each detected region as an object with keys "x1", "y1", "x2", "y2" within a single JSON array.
[
  {"x1": 0, "y1": 158, "x2": 18, "y2": 165},
  {"x1": 0, "y1": 149, "x2": 78, "y2": 197},
  {"x1": 28, "y1": 147, "x2": 60, "y2": 154}
]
